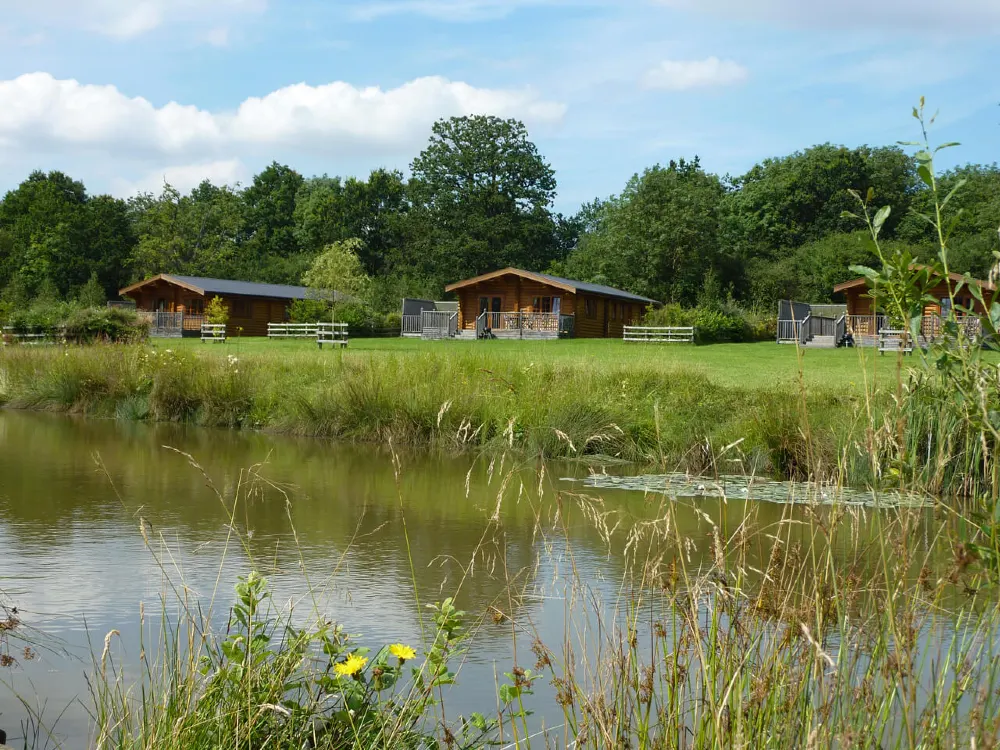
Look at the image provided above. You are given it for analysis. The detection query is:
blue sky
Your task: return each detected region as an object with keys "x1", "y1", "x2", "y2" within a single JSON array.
[{"x1": 0, "y1": 0, "x2": 997, "y2": 211}]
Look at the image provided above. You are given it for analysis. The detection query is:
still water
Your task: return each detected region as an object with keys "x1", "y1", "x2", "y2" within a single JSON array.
[{"x1": 0, "y1": 411, "x2": 939, "y2": 747}]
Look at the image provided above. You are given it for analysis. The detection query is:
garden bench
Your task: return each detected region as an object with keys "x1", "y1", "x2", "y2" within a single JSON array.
[
  {"x1": 316, "y1": 322, "x2": 349, "y2": 349},
  {"x1": 878, "y1": 329, "x2": 913, "y2": 355},
  {"x1": 201, "y1": 323, "x2": 227, "y2": 343}
]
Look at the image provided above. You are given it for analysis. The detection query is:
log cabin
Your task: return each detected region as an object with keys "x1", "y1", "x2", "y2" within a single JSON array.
[
  {"x1": 833, "y1": 267, "x2": 995, "y2": 345},
  {"x1": 120, "y1": 274, "x2": 342, "y2": 337},
  {"x1": 440, "y1": 268, "x2": 660, "y2": 339}
]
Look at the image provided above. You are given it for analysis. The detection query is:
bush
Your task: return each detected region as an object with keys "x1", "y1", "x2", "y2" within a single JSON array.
[
  {"x1": 642, "y1": 302, "x2": 775, "y2": 344},
  {"x1": 63, "y1": 307, "x2": 149, "y2": 344},
  {"x1": 3, "y1": 301, "x2": 148, "y2": 343},
  {"x1": 205, "y1": 296, "x2": 229, "y2": 326},
  {"x1": 288, "y1": 298, "x2": 331, "y2": 323}
]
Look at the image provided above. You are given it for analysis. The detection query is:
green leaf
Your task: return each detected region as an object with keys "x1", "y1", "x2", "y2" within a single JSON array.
[
  {"x1": 934, "y1": 142, "x2": 960, "y2": 152},
  {"x1": 917, "y1": 164, "x2": 934, "y2": 188},
  {"x1": 940, "y1": 178, "x2": 968, "y2": 211},
  {"x1": 873, "y1": 205, "x2": 891, "y2": 233},
  {"x1": 849, "y1": 265, "x2": 880, "y2": 281},
  {"x1": 990, "y1": 302, "x2": 1000, "y2": 332},
  {"x1": 914, "y1": 150, "x2": 933, "y2": 165}
]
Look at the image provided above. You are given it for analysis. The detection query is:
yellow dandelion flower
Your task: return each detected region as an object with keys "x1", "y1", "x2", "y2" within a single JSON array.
[
  {"x1": 389, "y1": 643, "x2": 416, "y2": 661},
  {"x1": 334, "y1": 653, "x2": 368, "y2": 677}
]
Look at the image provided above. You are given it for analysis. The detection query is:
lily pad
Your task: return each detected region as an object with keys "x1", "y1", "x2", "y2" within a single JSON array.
[{"x1": 562, "y1": 473, "x2": 934, "y2": 509}]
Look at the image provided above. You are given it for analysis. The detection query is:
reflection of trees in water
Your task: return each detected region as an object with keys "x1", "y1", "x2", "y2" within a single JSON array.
[{"x1": 0, "y1": 411, "x2": 946, "y2": 626}]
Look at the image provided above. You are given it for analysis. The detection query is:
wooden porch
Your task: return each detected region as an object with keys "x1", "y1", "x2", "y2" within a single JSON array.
[{"x1": 402, "y1": 310, "x2": 575, "y2": 340}]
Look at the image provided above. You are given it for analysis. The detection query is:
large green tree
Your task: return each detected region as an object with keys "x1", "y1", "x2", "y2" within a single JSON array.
[
  {"x1": 294, "y1": 168, "x2": 407, "y2": 276},
  {"x1": 240, "y1": 162, "x2": 305, "y2": 282},
  {"x1": 407, "y1": 115, "x2": 559, "y2": 285},
  {"x1": 128, "y1": 181, "x2": 242, "y2": 281},
  {"x1": 722, "y1": 144, "x2": 916, "y2": 264},
  {"x1": 564, "y1": 158, "x2": 724, "y2": 304}
]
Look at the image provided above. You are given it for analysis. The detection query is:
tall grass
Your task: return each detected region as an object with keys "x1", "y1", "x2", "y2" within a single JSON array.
[
  {"x1": 0, "y1": 342, "x2": 900, "y2": 488},
  {"x1": 10, "y1": 442, "x2": 993, "y2": 749}
]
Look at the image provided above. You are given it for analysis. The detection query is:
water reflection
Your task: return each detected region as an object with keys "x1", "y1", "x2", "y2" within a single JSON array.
[{"x1": 0, "y1": 411, "x2": 953, "y2": 747}]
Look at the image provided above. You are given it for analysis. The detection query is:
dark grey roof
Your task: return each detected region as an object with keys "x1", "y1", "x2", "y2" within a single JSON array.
[
  {"x1": 531, "y1": 271, "x2": 659, "y2": 305},
  {"x1": 167, "y1": 275, "x2": 348, "y2": 302}
]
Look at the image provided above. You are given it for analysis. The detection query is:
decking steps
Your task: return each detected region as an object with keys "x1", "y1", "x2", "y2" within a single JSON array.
[{"x1": 805, "y1": 335, "x2": 837, "y2": 348}]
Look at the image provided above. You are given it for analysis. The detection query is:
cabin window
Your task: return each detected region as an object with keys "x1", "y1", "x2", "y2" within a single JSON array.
[
  {"x1": 610, "y1": 302, "x2": 617, "y2": 321},
  {"x1": 585, "y1": 298, "x2": 597, "y2": 318},
  {"x1": 231, "y1": 299, "x2": 253, "y2": 318},
  {"x1": 186, "y1": 298, "x2": 204, "y2": 315},
  {"x1": 532, "y1": 296, "x2": 553, "y2": 313},
  {"x1": 479, "y1": 296, "x2": 502, "y2": 314}
]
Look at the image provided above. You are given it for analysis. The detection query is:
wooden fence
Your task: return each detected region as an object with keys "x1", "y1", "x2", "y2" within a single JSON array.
[
  {"x1": 1, "y1": 327, "x2": 66, "y2": 345},
  {"x1": 623, "y1": 326, "x2": 695, "y2": 343},
  {"x1": 268, "y1": 323, "x2": 322, "y2": 338}
]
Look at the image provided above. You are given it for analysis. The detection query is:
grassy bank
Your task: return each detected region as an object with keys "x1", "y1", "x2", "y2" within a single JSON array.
[{"x1": 0, "y1": 340, "x2": 898, "y2": 482}]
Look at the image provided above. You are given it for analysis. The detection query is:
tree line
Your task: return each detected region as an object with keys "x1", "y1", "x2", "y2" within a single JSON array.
[{"x1": 1, "y1": 114, "x2": 997, "y2": 314}]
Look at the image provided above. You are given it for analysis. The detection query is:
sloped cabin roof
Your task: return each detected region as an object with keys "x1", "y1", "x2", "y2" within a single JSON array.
[
  {"x1": 833, "y1": 267, "x2": 996, "y2": 294},
  {"x1": 445, "y1": 268, "x2": 660, "y2": 306},
  {"x1": 121, "y1": 274, "x2": 350, "y2": 302}
]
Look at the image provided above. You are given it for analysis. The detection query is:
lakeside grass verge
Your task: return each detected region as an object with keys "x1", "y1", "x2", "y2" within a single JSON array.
[{"x1": 0, "y1": 341, "x2": 895, "y2": 484}]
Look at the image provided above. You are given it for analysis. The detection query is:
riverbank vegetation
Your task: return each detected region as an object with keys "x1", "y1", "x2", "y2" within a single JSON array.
[{"x1": 0, "y1": 340, "x2": 896, "y2": 484}]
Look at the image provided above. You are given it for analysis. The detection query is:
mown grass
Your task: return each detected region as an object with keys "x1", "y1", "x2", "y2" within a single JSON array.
[{"x1": 162, "y1": 336, "x2": 893, "y2": 391}]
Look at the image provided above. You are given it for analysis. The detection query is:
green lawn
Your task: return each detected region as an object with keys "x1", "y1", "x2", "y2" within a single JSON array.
[{"x1": 155, "y1": 336, "x2": 899, "y2": 391}]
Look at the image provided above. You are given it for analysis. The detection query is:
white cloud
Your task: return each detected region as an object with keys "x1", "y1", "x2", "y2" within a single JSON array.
[
  {"x1": 642, "y1": 57, "x2": 748, "y2": 91},
  {"x1": 112, "y1": 159, "x2": 249, "y2": 196},
  {"x1": 204, "y1": 26, "x2": 231, "y2": 47},
  {"x1": 5, "y1": 0, "x2": 265, "y2": 38},
  {"x1": 655, "y1": 0, "x2": 1000, "y2": 34},
  {"x1": 0, "y1": 73, "x2": 566, "y2": 196}
]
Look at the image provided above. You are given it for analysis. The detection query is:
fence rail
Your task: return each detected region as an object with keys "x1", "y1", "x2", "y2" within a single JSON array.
[
  {"x1": 623, "y1": 326, "x2": 695, "y2": 343},
  {"x1": 268, "y1": 322, "x2": 321, "y2": 338},
  {"x1": 476, "y1": 312, "x2": 562, "y2": 338},
  {"x1": 1, "y1": 327, "x2": 66, "y2": 345},
  {"x1": 317, "y1": 322, "x2": 349, "y2": 349}
]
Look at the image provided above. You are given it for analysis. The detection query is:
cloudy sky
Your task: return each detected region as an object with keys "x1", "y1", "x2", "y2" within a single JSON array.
[{"x1": 0, "y1": 0, "x2": 997, "y2": 210}]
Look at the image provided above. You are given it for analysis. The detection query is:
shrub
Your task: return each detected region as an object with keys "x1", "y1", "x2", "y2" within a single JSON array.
[
  {"x1": 205, "y1": 296, "x2": 229, "y2": 325},
  {"x1": 288, "y1": 298, "x2": 330, "y2": 323},
  {"x1": 63, "y1": 307, "x2": 149, "y2": 344},
  {"x1": 642, "y1": 302, "x2": 774, "y2": 344}
]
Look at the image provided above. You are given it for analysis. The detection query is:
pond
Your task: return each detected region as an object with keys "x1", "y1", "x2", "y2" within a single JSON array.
[{"x1": 0, "y1": 411, "x2": 969, "y2": 747}]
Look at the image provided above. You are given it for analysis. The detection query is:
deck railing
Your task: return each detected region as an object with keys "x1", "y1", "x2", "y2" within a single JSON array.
[
  {"x1": 421, "y1": 311, "x2": 458, "y2": 339},
  {"x1": 401, "y1": 315, "x2": 424, "y2": 337},
  {"x1": 477, "y1": 312, "x2": 561, "y2": 336}
]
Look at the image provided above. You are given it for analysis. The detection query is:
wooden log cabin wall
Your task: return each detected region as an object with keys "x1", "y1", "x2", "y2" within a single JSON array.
[{"x1": 446, "y1": 268, "x2": 659, "y2": 339}]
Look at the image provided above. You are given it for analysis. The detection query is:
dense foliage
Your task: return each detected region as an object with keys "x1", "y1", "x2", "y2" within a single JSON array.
[{"x1": 1, "y1": 114, "x2": 997, "y2": 313}]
